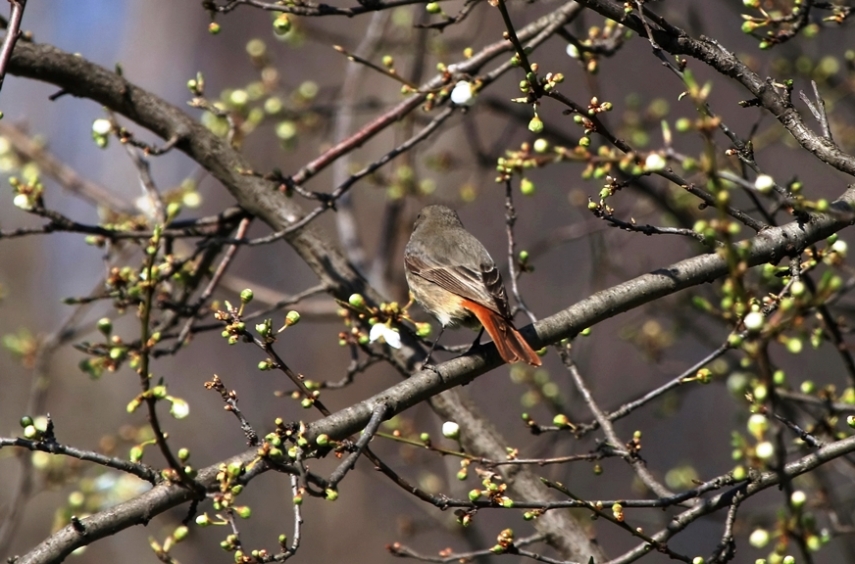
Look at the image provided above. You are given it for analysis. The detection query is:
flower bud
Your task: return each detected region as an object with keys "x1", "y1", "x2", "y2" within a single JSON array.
[
  {"x1": 528, "y1": 115, "x2": 544, "y2": 133},
  {"x1": 442, "y1": 421, "x2": 460, "y2": 439}
]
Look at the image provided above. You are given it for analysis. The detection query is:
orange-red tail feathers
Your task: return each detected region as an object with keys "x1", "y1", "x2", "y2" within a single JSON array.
[{"x1": 461, "y1": 299, "x2": 541, "y2": 366}]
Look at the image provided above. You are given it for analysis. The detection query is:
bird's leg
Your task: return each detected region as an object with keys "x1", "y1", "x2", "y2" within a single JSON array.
[
  {"x1": 465, "y1": 327, "x2": 485, "y2": 354},
  {"x1": 422, "y1": 326, "x2": 445, "y2": 366}
]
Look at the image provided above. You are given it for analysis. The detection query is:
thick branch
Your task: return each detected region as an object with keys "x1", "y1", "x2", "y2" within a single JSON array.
[
  {"x1": 14, "y1": 449, "x2": 275, "y2": 564},
  {"x1": 304, "y1": 188, "x2": 855, "y2": 443}
]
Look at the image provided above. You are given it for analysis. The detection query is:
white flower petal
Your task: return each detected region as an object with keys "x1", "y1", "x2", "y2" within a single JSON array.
[
  {"x1": 369, "y1": 324, "x2": 401, "y2": 349},
  {"x1": 13, "y1": 193, "x2": 31, "y2": 210},
  {"x1": 441, "y1": 421, "x2": 460, "y2": 439},
  {"x1": 369, "y1": 323, "x2": 384, "y2": 343},
  {"x1": 644, "y1": 153, "x2": 667, "y2": 172},
  {"x1": 754, "y1": 174, "x2": 774, "y2": 193},
  {"x1": 92, "y1": 118, "x2": 112, "y2": 136},
  {"x1": 170, "y1": 398, "x2": 190, "y2": 419},
  {"x1": 450, "y1": 81, "x2": 475, "y2": 106}
]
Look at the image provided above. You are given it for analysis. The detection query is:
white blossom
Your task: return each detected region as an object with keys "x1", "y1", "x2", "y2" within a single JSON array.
[
  {"x1": 92, "y1": 118, "x2": 112, "y2": 136},
  {"x1": 13, "y1": 194, "x2": 31, "y2": 210},
  {"x1": 441, "y1": 421, "x2": 460, "y2": 439},
  {"x1": 644, "y1": 153, "x2": 667, "y2": 172},
  {"x1": 754, "y1": 174, "x2": 774, "y2": 193},
  {"x1": 755, "y1": 440, "x2": 774, "y2": 460},
  {"x1": 450, "y1": 81, "x2": 476, "y2": 106},
  {"x1": 369, "y1": 323, "x2": 401, "y2": 349},
  {"x1": 743, "y1": 311, "x2": 764, "y2": 332},
  {"x1": 169, "y1": 398, "x2": 190, "y2": 419},
  {"x1": 565, "y1": 43, "x2": 580, "y2": 59}
]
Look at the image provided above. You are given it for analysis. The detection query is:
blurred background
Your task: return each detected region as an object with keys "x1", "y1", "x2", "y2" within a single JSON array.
[{"x1": 2, "y1": 1, "x2": 855, "y2": 562}]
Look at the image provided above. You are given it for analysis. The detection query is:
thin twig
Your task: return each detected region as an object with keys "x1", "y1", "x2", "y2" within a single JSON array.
[
  {"x1": 799, "y1": 79, "x2": 833, "y2": 141},
  {"x1": 239, "y1": 107, "x2": 455, "y2": 247},
  {"x1": 123, "y1": 144, "x2": 166, "y2": 225},
  {"x1": 204, "y1": 375, "x2": 259, "y2": 446},
  {"x1": 388, "y1": 534, "x2": 553, "y2": 564},
  {"x1": 0, "y1": 0, "x2": 25, "y2": 93},
  {"x1": 559, "y1": 345, "x2": 674, "y2": 498},
  {"x1": 505, "y1": 180, "x2": 537, "y2": 323},
  {"x1": 331, "y1": 11, "x2": 389, "y2": 274},
  {"x1": 0, "y1": 436, "x2": 158, "y2": 483},
  {"x1": 0, "y1": 121, "x2": 132, "y2": 212},
  {"x1": 327, "y1": 404, "x2": 388, "y2": 488},
  {"x1": 173, "y1": 217, "x2": 252, "y2": 349}
]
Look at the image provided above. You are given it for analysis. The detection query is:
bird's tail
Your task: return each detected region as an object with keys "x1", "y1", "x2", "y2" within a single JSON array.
[{"x1": 462, "y1": 299, "x2": 541, "y2": 366}]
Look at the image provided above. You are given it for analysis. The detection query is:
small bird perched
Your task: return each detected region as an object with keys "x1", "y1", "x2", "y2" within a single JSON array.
[{"x1": 404, "y1": 205, "x2": 541, "y2": 366}]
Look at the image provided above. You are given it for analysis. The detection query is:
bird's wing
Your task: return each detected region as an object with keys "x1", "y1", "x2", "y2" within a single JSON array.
[{"x1": 405, "y1": 253, "x2": 512, "y2": 318}]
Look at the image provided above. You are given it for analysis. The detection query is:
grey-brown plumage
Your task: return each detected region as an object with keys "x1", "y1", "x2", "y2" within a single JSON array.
[{"x1": 404, "y1": 205, "x2": 540, "y2": 366}]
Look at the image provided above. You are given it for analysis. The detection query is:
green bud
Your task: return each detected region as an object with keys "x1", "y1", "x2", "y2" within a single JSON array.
[
  {"x1": 97, "y1": 317, "x2": 113, "y2": 336},
  {"x1": 126, "y1": 396, "x2": 143, "y2": 413},
  {"x1": 675, "y1": 118, "x2": 692, "y2": 132},
  {"x1": 528, "y1": 115, "x2": 544, "y2": 133},
  {"x1": 273, "y1": 14, "x2": 291, "y2": 35},
  {"x1": 227, "y1": 461, "x2": 243, "y2": 477},
  {"x1": 520, "y1": 178, "x2": 536, "y2": 196},
  {"x1": 240, "y1": 289, "x2": 254, "y2": 304},
  {"x1": 415, "y1": 322, "x2": 432, "y2": 338},
  {"x1": 786, "y1": 337, "x2": 803, "y2": 354}
]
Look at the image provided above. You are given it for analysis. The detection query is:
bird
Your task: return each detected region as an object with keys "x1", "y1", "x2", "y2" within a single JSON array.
[{"x1": 404, "y1": 204, "x2": 541, "y2": 366}]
